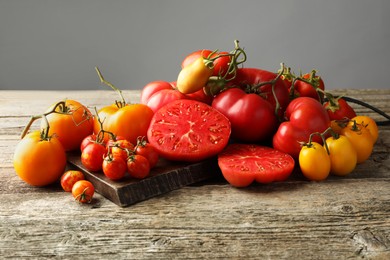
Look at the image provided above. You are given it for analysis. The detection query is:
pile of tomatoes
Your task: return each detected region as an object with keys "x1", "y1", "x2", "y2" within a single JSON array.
[{"x1": 13, "y1": 40, "x2": 382, "y2": 199}]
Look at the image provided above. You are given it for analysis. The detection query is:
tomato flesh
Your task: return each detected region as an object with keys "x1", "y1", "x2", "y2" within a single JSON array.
[
  {"x1": 218, "y1": 143, "x2": 295, "y2": 187},
  {"x1": 147, "y1": 99, "x2": 231, "y2": 162}
]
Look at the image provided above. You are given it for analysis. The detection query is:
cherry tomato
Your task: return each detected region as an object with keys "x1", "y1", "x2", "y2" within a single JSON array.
[
  {"x1": 135, "y1": 138, "x2": 159, "y2": 168},
  {"x1": 324, "y1": 97, "x2": 356, "y2": 120},
  {"x1": 147, "y1": 99, "x2": 231, "y2": 162},
  {"x1": 72, "y1": 180, "x2": 95, "y2": 203},
  {"x1": 299, "y1": 142, "x2": 331, "y2": 181},
  {"x1": 325, "y1": 135, "x2": 357, "y2": 176},
  {"x1": 176, "y1": 57, "x2": 214, "y2": 94},
  {"x1": 94, "y1": 103, "x2": 154, "y2": 145},
  {"x1": 102, "y1": 156, "x2": 127, "y2": 181},
  {"x1": 81, "y1": 142, "x2": 107, "y2": 172},
  {"x1": 43, "y1": 100, "x2": 94, "y2": 151},
  {"x1": 127, "y1": 155, "x2": 150, "y2": 179},
  {"x1": 218, "y1": 144, "x2": 295, "y2": 187},
  {"x1": 341, "y1": 122, "x2": 374, "y2": 164},
  {"x1": 293, "y1": 71, "x2": 325, "y2": 101},
  {"x1": 351, "y1": 115, "x2": 378, "y2": 143},
  {"x1": 108, "y1": 139, "x2": 134, "y2": 162},
  {"x1": 80, "y1": 134, "x2": 97, "y2": 152},
  {"x1": 60, "y1": 170, "x2": 85, "y2": 192},
  {"x1": 13, "y1": 130, "x2": 67, "y2": 187}
]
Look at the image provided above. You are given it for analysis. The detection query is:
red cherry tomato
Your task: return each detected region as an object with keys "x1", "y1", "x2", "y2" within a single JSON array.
[
  {"x1": 102, "y1": 156, "x2": 127, "y2": 181},
  {"x1": 60, "y1": 170, "x2": 85, "y2": 192},
  {"x1": 127, "y1": 155, "x2": 150, "y2": 179},
  {"x1": 72, "y1": 180, "x2": 95, "y2": 203},
  {"x1": 135, "y1": 138, "x2": 159, "y2": 168},
  {"x1": 81, "y1": 142, "x2": 107, "y2": 172}
]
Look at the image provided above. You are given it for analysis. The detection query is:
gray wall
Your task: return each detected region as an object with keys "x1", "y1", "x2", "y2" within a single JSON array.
[{"x1": 1, "y1": 0, "x2": 389, "y2": 90}]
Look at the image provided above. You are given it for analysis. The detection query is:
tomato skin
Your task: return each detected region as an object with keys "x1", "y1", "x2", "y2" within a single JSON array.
[
  {"x1": 218, "y1": 144, "x2": 295, "y2": 187},
  {"x1": 140, "y1": 80, "x2": 174, "y2": 105},
  {"x1": 324, "y1": 98, "x2": 356, "y2": 120},
  {"x1": 212, "y1": 88, "x2": 278, "y2": 142},
  {"x1": 127, "y1": 155, "x2": 150, "y2": 179},
  {"x1": 273, "y1": 97, "x2": 331, "y2": 159},
  {"x1": 135, "y1": 140, "x2": 159, "y2": 168},
  {"x1": 13, "y1": 131, "x2": 67, "y2": 187},
  {"x1": 176, "y1": 57, "x2": 214, "y2": 94},
  {"x1": 81, "y1": 142, "x2": 107, "y2": 172},
  {"x1": 181, "y1": 50, "x2": 231, "y2": 77},
  {"x1": 60, "y1": 170, "x2": 85, "y2": 192},
  {"x1": 341, "y1": 122, "x2": 374, "y2": 164},
  {"x1": 72, "y1": 180, "x2": 95, "y2": 203},
  {"x1": 325, "y1": 135, "x2": 357, "y2": 176},
  {"x1": 293, "y1": 73, "x2": 325, "y2": 101},
  {"x1": 351, "y1": 115, "x2": 378, "y2": 143},
  {"x1": 147, "y1": 99, "x2": 231, "y2": 162},
  {"x1": 93, "y1": 103, "x2": 154, "y2": 145},
  {"x1": 299, "y1": 142, "x2": 330, "y2": 181},
  {"x1": 102, "y1": 156, "x2": 127, "y2": 181},
  {"x1": 146, "y1": 89, "x2": 187, "y2": 113},
  {"x1": 43, "y1": 100, "x2": 94, "y2": 151},
  {"x1": 229, "y1": 68, "x2": 290, "y2": 118}
]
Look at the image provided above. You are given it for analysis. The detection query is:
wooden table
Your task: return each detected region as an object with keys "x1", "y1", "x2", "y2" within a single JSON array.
[{"x1": 1, "y1": 89, "x2": 389, "y2": 259}]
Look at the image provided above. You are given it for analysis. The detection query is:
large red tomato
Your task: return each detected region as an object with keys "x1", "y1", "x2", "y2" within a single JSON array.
[{"x1": 147, "y1": 99, "x2": 231, "y2": 162}]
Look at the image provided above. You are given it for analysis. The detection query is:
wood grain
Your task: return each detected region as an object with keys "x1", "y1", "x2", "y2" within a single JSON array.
[{"x1": 1, "y1": 89, "x2": 389, "y2": 259}]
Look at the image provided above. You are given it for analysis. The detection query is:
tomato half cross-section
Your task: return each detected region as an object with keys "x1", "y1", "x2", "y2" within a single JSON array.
[
  {"x1": 218, "y1": 143, "x2": 295, "y2": 187},
  {"x1": 147, "y1": 99, "x2": 231, "y2": 162}
]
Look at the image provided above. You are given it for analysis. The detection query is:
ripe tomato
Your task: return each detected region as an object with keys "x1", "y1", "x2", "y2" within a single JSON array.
[
  {"x1": 140, "y1": 80, "x2": 174, "y2": 105},
  {"x1": 80, "y1": 134, "x2": 97, "y2": 152},
  {"x1": 181, "y1": 50, "x2": 231, "y2": 77},
  {"x1": 176, "y1": 57, "x2": 214, "y2": 94},
  {"x1": 43, "y1": 100, "x2": 94, "y2": 151},
  {"x1": 94, "y1": 103, "x2": 154, "y2": 145},
  {"x1": 147, "y1": 99, "x2": 231, "y2": 162},
  {"x1": 146, "y1": 89, "x2": 187, "y2": 113},
  {"x1": 218, "y1": 144, "x2": 295, "y2": 187},
  {"x1": 60, "y1": 170, "x2": 85, "y2": 192},
  {"x1": 81, "y1": 142, "x2": 107, "y2": 172},
  {"x1": 341, "y1": 122, "x2": 374, "y2": 164},
  {"x1": 212, "y1": 88, "x2": 278, "y2": 142},
  {"x1": 299, "y1": 142, "x2": 330, "y2": 181},
  {"x1": 229, "y1": 68, "x2": 290, "y2": 118},
  {"x1": 351, "y1": 115, "x2": 378, "y2": 143},
  {"x1": 72, "y1": 180, "x2": 95, "y2": 203},
  {"x1": 102, "y1": 156, "x2": 127, "y2": 181},
  {"x1": 135, "y1": 138, "x2": 159, "y2": 168},
  {"x1": 293, "y1": 71, "x2": 325, "y2": 101},
  {"x1": 324, "y1": 97, "x2": 356, "y2": 120},
  {"x1": 325, "y1": 135, "x2": 357, "y2": 176},
  {"x1": 127, "y1": 154, "x2": 150, "y2": 179},
  {"x1": 108, "y1": 139, "x2": 134, "y2": 162},
  {"x1": 13, "y1": 130, "x2": 67, "y2": 187}
]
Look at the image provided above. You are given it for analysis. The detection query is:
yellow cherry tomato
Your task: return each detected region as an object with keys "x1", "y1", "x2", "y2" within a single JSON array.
[
  {"x1": 341, "y1": 122, "x2": 374, "y2": 164},
  {"x1": 351, "y1": 115, "x2": 378, "y2": 143},
  {"x1": 299, "y1": 142, "x2": 331, "y2": 181},
  {"x1": 325, "y1": 135, "x2": 357, "y2": 176},
  {"x1": 176, "y1": 57, "x2": 214, "y2": 94}
]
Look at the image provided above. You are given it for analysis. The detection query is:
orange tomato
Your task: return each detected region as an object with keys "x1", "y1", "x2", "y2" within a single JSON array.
[
  {"x1": 93, "y1": 103, "x2": 154, "y2": 145},
  {"x1": 351, "y1": 115, "x2": 378, "y2": 143},
  {"x1": 299, "y1": 142, "x2": 330, "y2": 181},
  {"x1": 43, "y1": 100, "x2": 94, "y2": 151},
  {"x1": 13, "y1": 131, "x2": 67, "y2": 186},
  {"x1": 341, "y1": 122, "x2": 374, "y2": 164}
]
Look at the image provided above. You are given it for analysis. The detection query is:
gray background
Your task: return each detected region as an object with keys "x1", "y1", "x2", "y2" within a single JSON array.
[{"x1": 0, "y1": 0, "x2": 389, "y2": 90}]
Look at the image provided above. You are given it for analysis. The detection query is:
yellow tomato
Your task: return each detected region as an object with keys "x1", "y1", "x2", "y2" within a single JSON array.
[
  {"x1": 299, "y1": 142, "x2": 331, "y2": 181},
  {"x1": 351, "y1": 115, "x2": 378, "y2": 143},
  {"x1": 341, "y1": 122, "x2": 374, "y2": 164},
  {"x1": 325, "y1": 135, "x2": 357, "y2": 176}
]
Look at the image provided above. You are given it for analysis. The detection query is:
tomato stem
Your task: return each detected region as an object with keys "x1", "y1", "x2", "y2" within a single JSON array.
[{"x1": 95, "y1": 67, "x2": 127, "y2": 107}]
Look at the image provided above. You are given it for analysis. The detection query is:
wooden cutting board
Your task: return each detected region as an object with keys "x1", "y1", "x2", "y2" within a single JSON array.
[{"x1": 67, "y1": 153, "x2": 221, "y2": 207}]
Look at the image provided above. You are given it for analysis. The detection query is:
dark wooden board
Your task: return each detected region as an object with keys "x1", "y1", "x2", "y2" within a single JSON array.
[{"x1": 67, "y1": 153, "x2": 221, "y2": 207}]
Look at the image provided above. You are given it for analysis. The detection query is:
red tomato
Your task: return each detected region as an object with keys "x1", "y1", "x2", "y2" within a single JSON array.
[
  {"x1": 147, "y1": 99, "x2": 231, "y2": 162},
  {"x1": 102, "y1": 156, "x2": 127, "y2": 181},
  {"x1": 80, "y1": 134, "x2": 97, "y2": 152},
  {"x1": 293, "y1": 71, "x2": 325, "y2": 101},
  {"x1": 81, "y1": 142, "x2": 107, "y2": 172},
  {"x1": 60, "y1": 170, "x2": 85, "y2": 192},
  {"x1": 146, "y1": 89, "x2": 187, "y2": 113},
  {"x1": 43, "y1": 100, "x2": 94, "y2": 151},
  {"x1": 140, "y1": 80, "x2": 174, "y2": 105},
  {"x1": 218, "y1": 143, "x2": 295, "y2": 187},
  {"x1": 273, "y1": 97, "x2": 331, "y2": 159},
  {"x1": 93, "y1": 103, "x2": 154, "y2": 145},
  {"x1": 212, "y1": 88, "x2": 278, "y2": 142},
  {"x1": 127, "y1": 154, "x2": 150, "y2": 179},
  {"x1": 229, "y1": 68, "x2": 290, "y2": 118},
  {"x1": 72, "y1": 180, "x2": 95, "y2": 203},
  {"x1": 108, "y1": 139, "x2": 134, "y2": 162},
  {"x1": 135, "y1": 138, "x2": 159, "y2": 168},
  {"x1": 181, "y1": 50, "x2": 231, "y2": 77},
  {"x1": 324, "y1": 97, "x2": 356, "y2": 120}
]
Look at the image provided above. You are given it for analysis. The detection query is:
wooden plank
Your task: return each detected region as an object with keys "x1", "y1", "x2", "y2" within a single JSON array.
[{"x1": 67, "y1": 153, "x2": 221, "y2": 207}]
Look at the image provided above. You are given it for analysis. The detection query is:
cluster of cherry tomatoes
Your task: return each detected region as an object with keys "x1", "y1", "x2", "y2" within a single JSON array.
[
  {"x1": 80, "y1": 134, "x2": 159, "y2": 181},
  {"x1": 60, "y1": 170, "x2": 95, "y2": 203}
]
